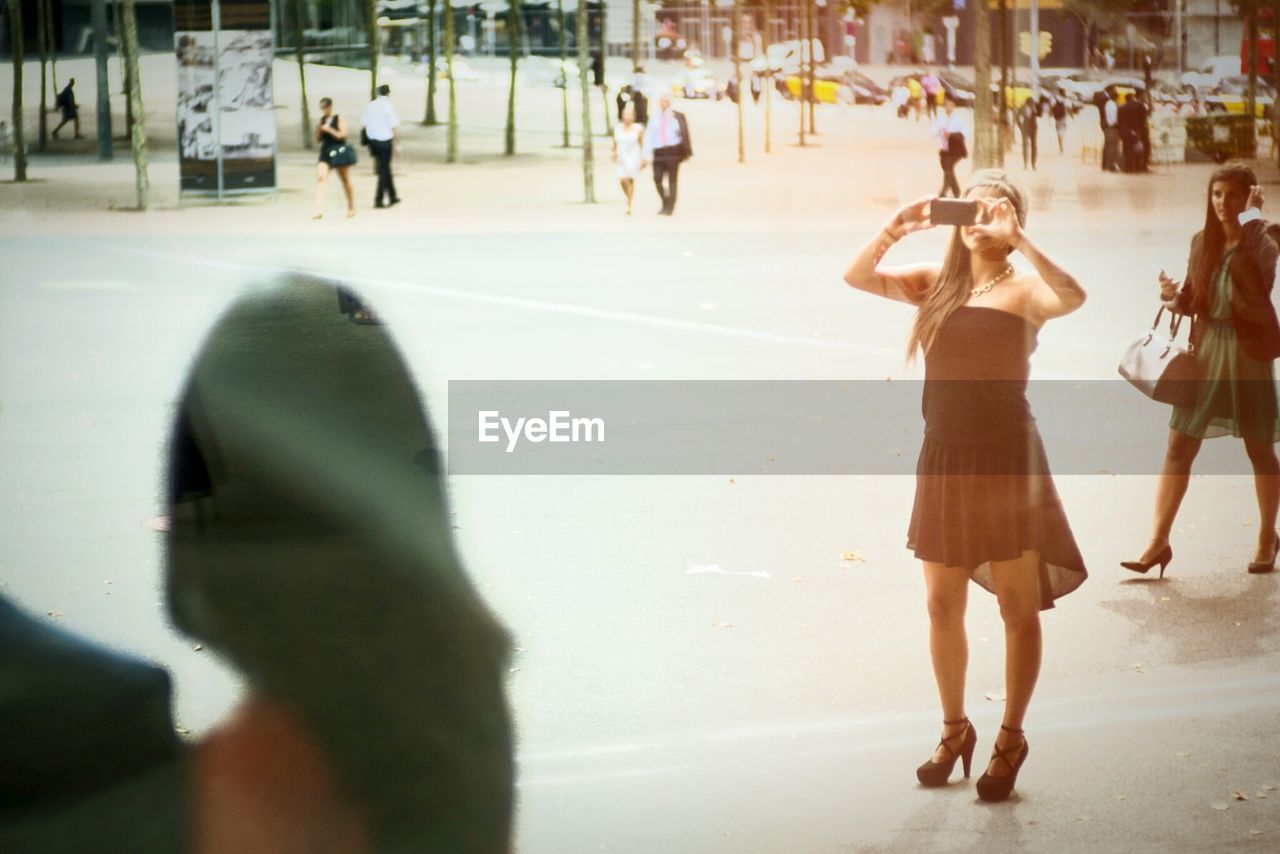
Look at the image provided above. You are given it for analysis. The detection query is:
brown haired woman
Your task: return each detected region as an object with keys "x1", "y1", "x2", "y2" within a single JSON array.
[
  {"x1": 1124, "y1": 165, "x2": 1280, "y2": 577},
  {"x1": 843, "y1": 169, "x2": 1088, "y2": 802},
  {"x1": 314, "y1": 97, "x2": 357, "y2": 220}
]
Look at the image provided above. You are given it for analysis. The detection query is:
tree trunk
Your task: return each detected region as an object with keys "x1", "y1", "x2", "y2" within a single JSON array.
[
  {"x1": 631, "y1": 0, "x2": 640, "y2": 71},
  {"x1": 1273, "y1": 0, "x2": 1279, "y2": 166},
  {"x1": 45, "y1": 0, "x2": 59, "y2": 96},
  {"x1": 446, "y1": 0, "x2": 458, "y2": 162},
  {"x1": 558, "y1": 0, "x2": 569, "y2": 147},
  {"x1": 577, "y1": 0, "x2": 595, "y2": 202},
  {"x1": 425, "y1": 0, "x2": 439, "y2": 125},
  {"x1": 972, "y1": 0, "x2": 997, "y2": 167},
  {"x1": 733, "y1": 0, "x2": 743, "y2": 162},
  {"x1": 37, "y1": 0, "x2": 49, "y2": 150},
  {"x1": 806, "y1": 0, "x2": 815, "y2": 135},
  {"x1": 292, "y1": 0, "x2": 312, "y2": 148},
  {"x1": 91, "y1": 0, "x2": 113, "y2": 160},
  {"x1": 763, "y1": 0, "x2": 771, "y2": 153},
  {"x1": 368, "y1": 0, "x2": 379, "y2": 99},
  {"x1": 121, "y1": 0, "x2": 149, "y2": 210},
  {"x1": 599, "y1": 5, "x2": 612, "y2": 137},
  {"x1": 997, "y1": 0, "x2": 1010, "y2": 157},
  {"x1": 798, "y1": 0, "x2": 806, "y2": 146},
  {"x1": 11, "y1": 0, "x2": 28, "y2": 181},
  {"x1": 1246, "y1": 3, "x2": 1258, "y2": 145},
  {"x1": 505, "y1": 0, "x2": 522, "y2": 155},
  {"x1": 112, "y1": 0, "x2": 134, "y2": 140}
]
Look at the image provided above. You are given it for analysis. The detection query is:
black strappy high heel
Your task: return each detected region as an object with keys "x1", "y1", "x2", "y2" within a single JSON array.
[
  {"x1": 916, "y1": 717, "x2": 977, "y2": 787},
  {"x1": 976, "y1": 725, "x2": 1029, "y2": 803}
]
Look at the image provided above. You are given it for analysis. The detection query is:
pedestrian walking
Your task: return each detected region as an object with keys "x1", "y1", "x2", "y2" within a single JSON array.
[
  {"x1": 921, "y1": 67, "x2": 942, "y2": 119},
  {"x1": 842, "y1": 169, "x2": 1088, "y2": 803},
  {"x1": 52, "y1": 78, "x2": 82, "y2": 140},
  {"x1": 1051, "y1": 97, "x2": 1068, "y2": 154},
  {"x1": 642, "y1": 94, "x2": 692, "y2": 216},
  {"x1": 361, "y1": 84, "x2": 402, "y2": 209},
  {"x1": 907, "y1": 75, "x2": 925, "y2": 122},
  {"x1": 612, "y1": 103, "x2": 645, "y2": 216},
  {"x1": 313, "y1": 98, "x2": 357, "y2": 220},
  {"x1": 892, "y1": 81, "x2": 911, "y2": 119},
  {"x1": 1018, "y1": 98, "x2": 1038, "y2": 170},
  {"x1": 1124, "y1": 166, "x2": 1280, "y2": 577},
  {"x1": 933, "y1": 94, "x2": 966, "y2": 198}
]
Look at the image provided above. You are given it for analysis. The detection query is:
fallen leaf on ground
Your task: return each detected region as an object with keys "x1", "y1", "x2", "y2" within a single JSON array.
[
  {"x1": 985, "y1": 690, "x2": 1006, "y2": 702},
  {"x1": 841, "y1": 551, "x2": 866, "y2": 562},
  {"x1": 175, "y1": 725, "x2": 190, "y2": 735},
  {"x1": 1174, "y1": 751, "x2": 1191, "y2": 758},
  {"x1": 1233, "y1": 790, "x2": 1249, "y2": 801},
  {"x1": 47, "y1": 610, "x2": 63, "y2": 618},
  {"x1": 1257, "y1": 791, "x2": 1269, "y2": 799},
  {"x1": 728, "y1": 478, "x2": 736, "y2": 485},
  {"x1": 767, "y1": 454, "x2": 776, "y2": 462},
  {"x1": 1114, "y1": 794, "x2": 1127, "y2": 801},
  {"x1": 192, "y1": 644, "x2": 203, "y2": 652}
]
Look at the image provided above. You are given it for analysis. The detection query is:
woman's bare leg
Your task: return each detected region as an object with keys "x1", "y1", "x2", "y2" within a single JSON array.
[
  {"x1": 337, "y1": 166, "x2": 356, "y2": 216},
  {"x1": 313, "y1": 162, "x2": 331, "y2": 217},
  {"x1": 1245, "y1": 437, "x2": 1280, "y2": 561},
  {"x1": 1137, "y1": 429, "x2": 1203, "y2": 562},
  {"x1": 986, "y1": 550, "x2": 1042, "y2": 775},
  {"x1": 621, "y1": 178, "x2": 634, "y2": 213},
  {"x1": 922, "y1": 561, "x2": 970, "y2": 761}
]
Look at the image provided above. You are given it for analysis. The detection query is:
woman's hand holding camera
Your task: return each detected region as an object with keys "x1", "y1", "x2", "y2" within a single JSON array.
[
  {"x1": 1247, "y1": 184, "x2": 1265, "y2": 212},
  {"x1": 883, "y1": 196, "x2": 935, "y2": 242},
  {"x1": 969, "y1": 197, "x2": 1024, "y2": 252}
]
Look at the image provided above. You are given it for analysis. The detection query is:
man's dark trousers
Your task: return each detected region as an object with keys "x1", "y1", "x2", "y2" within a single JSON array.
[
  {"x1": 368, "y1": 139, "x2": 399, "y2": 207},
  {"x1": 652, "y1": 148, "x2": 681, "y2": 214}
]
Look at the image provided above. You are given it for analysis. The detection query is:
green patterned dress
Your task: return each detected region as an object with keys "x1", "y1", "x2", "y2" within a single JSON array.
[{"x1": 1170, "y1": 248, "x2": 1280, "y2": 442}]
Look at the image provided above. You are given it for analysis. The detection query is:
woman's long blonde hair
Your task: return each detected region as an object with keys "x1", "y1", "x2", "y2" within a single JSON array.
[{"x1": 906, "y1": 169, "x2": 1029, "y2": 360}]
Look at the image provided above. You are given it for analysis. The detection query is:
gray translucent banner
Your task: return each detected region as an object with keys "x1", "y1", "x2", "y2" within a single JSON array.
[{"x1": 446, "y1": 381, "x2": 1276, "y2": 475}]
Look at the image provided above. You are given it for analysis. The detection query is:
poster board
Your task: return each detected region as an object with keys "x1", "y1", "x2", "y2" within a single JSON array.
[{"x1": 175, "y1": 0, "x2": 277, "y2": 197}]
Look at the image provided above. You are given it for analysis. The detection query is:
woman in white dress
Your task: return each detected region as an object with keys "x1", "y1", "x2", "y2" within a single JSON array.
[{"x1": 611, "y1": 104, "x2": 645, "y2": 215}]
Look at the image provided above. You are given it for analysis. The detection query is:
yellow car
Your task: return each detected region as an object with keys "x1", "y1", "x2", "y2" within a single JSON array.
[
  {"x1": 783, "y1": 74, "x2": 846, "y2": 104},
  {"x1": 995, "y1": 81, "x2": 1034, "y2": 110},
  {"x1": 1205, "y1": 76, "x2": 1275, "y2": 117}
]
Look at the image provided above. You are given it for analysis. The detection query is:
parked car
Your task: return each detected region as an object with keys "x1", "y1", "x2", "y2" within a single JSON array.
[
  {"x1": 844, "y1": 70, "x2": 889, "y2": 105},
  {"x1": 935, "y1": 70, "x2": 977, "y2": 107},
  {"x1": 767, "y1": 38, "x2": 825, "y2": 75},
  {"x1": 1181, "y1": 55, "x2": 1243, "y2": 91},
  {"x1": 1204, "y1": 76, "x2": 1276, "y2": 117},
  {"x1": 1054, "y1": 72, "x2": 1108, "y2": 106}
]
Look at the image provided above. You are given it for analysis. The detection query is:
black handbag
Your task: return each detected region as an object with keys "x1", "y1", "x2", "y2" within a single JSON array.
[
  {"x1": 326, "y1": 143, "x2": 357, "y2": 167},
  {"x1": 360, "y1": 128, "x2": 370, "y2": 147},
  {"x1": 1117, "y1": 306, "x2": 1202, "y2": 408},
  {"x1": 947, "y1": 131, "x2": 967, "y2": 159}
]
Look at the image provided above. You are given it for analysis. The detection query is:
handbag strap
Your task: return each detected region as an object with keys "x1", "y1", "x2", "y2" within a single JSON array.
[{"x1": 1152, "y1": 305, "x2": 1195, "y2": 355}]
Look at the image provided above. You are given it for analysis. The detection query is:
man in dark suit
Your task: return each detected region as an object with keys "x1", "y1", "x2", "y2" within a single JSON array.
[
  {"x1": 642, "y1": 94, "x2": 693, "y2": 216},
  {"x1": 1118, "y1": 93, "x2": 1147, "y2": 173}
]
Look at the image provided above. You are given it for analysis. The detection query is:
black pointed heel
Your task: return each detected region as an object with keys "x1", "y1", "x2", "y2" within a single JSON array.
[
  {"x1": 1120, "y1": 543, "x2": 1173, "y2": 579},
  {"x1": 1248, "y1": 529, "x2": 1278, "y2": 574},
  {"x1": 976, "y1": 725, "x2": 1029, "y2": 803},
  {"x1": 916, "y1": 717, "x2": 977, "y2": 787}
]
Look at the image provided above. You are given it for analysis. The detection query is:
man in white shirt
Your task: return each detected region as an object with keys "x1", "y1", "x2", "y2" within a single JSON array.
[
  {"x1": 932, "y1": 94, "x2": 967, "y2": 197},
  {"x1": 642, "y1": 95, "x2": 692, "y2": 216},
  {"x1": 362, "y1": 84, "x2": 402, "y2": 208},
  {"x1": 1100, "y1": 90, "x2": 1120, "y2": 173}
]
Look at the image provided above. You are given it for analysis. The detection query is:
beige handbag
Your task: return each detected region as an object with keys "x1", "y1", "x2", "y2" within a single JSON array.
[{"x1": 1118, "y1": 306, "x2": 1202, "y2": 409}]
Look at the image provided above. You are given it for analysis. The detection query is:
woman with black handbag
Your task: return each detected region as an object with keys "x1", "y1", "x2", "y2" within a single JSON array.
[
  {"x1": 314, "y1": 97, "x2": 358, "y2": 220},
  {"x1": 843, "y1": 170, "x2": 1088, "y2": 803},
  {"x1": 933, "y1": 94, "x2": 967, "y2": 198},
  {"x1": 1124, "y1": 164, "x2": 1280, "y2": 576}
]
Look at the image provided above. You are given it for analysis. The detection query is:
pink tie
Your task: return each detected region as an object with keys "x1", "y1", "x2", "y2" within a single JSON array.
[{"x1": 661, "y1": 112, "x2": 668, "y2": 146}]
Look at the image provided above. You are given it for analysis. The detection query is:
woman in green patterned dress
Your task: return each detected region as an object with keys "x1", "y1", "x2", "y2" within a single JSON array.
[{"x1": 1124, "y1": 164, "x2": 1280, "y2": 576}]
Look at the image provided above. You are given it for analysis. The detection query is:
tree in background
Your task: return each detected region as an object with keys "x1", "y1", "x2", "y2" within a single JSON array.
[
  {"x1": 425, "y1": 0, "x2": 440, "y2": 125},
  {"x1": 971, "y1": 0, "x2": 998, "y2": 168},
  {"x1": 505, "y1": 0, "x2": 524, "y2": 155},
  {"x1": 577, "y1": 0, "x2": 596, "y2": 202},
  {"x1": 367, "y1": 0, "x2": 379, "y2": 99},
  {"x1": 120, "y1": 0, "x2": 149, "y2": 210},
  {"x1": 733, "y1": 0, "x2": 745, "y2": 162},
  {"x1": 762, "y1": 0, "x2": 772, "y2": 153},
  {"x1": 37, "y1": 0, "x2": 50, "y2": 150},
  {"x1": 558, "y1": 0, "x2": 570, "y2": 147},
  {"x1": 291, "y1": 0, "x2": 313, "y2": 149},
  {"x1": 446, "y1": 0, "x2": 459, "y2": 162},
  {"x1": 10, "y1": 0, "x2": 28, "y2": 181}
]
